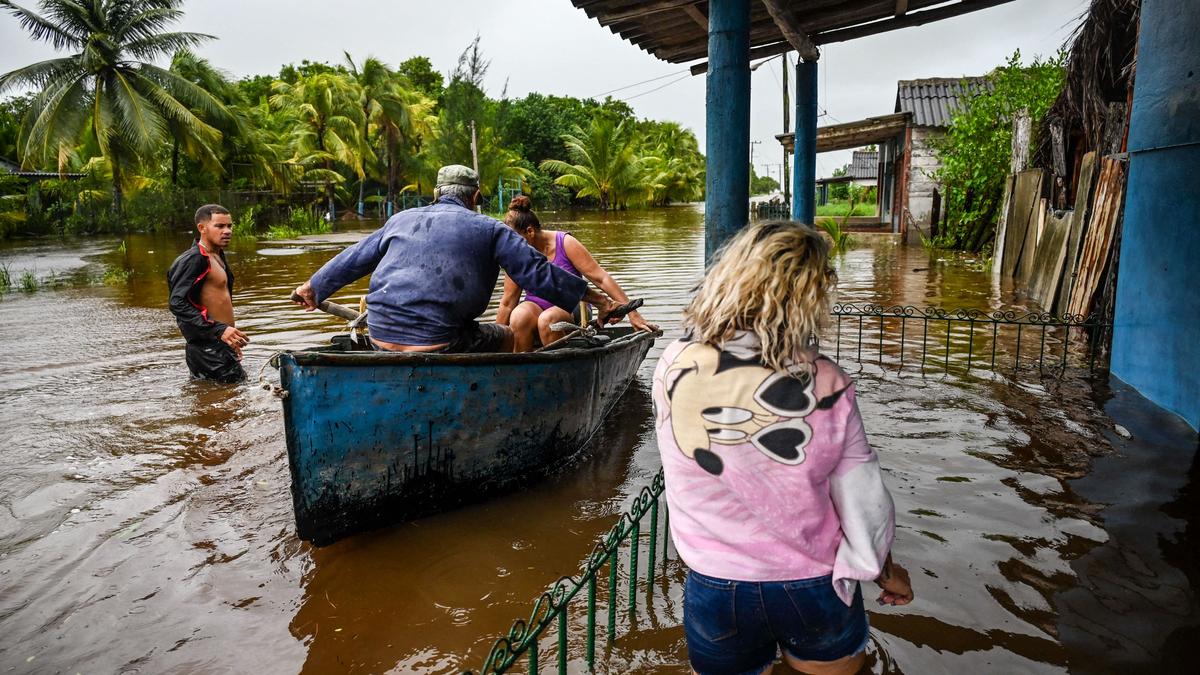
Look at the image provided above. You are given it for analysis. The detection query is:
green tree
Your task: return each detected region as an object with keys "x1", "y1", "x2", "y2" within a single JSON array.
[
  {"x1": 0, "y1": 0, "x2": 229, "y2": 213},
  {"x1": 934, "y1": 50, "x2": 1066, "y2": 250},
  {"x1": 540, "y1": 114, "x2": 644, "y2": 210},
  {"x1": 270, "y1": 71, "x2": 365, "y2": 217},
  {"x1": 640, "y1": 120, "x2": 704, "y2": 205},
  {"x1": 167, "y1": 49, "x2": 236, "y2": 186},
  {"x1": 397, "y1": 56, "x2": 443, "y2": 100},
  {"x1": 0, "y1": 94, "x2": 33, "y2": 162},
  {"x1": 344, "y1": 54, "x2": 438, "y2": 212}
]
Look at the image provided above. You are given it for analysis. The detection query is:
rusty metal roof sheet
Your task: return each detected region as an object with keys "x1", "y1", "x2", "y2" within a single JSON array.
[{"x1": 894, "y1": 77, "x2": 991, "y2": 127}]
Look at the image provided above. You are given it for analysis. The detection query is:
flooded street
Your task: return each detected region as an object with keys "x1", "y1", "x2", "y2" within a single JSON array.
[{"x1": 0, "y1": 206, "x2": 1196, "y2": 674}]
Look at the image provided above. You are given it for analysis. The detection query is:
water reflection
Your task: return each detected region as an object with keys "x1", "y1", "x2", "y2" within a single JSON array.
[{"x1": 0, "y1": 207, "x2": 1195, "y2": 673}]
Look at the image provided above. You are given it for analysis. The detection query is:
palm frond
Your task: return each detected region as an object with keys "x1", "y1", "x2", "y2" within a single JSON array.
[{"x1": 0, "y1": 0, "x2": 82, "y2": 50}]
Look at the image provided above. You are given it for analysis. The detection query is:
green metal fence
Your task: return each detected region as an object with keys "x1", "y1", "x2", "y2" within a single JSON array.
[{"x1": 467, "y1": 471, "x2": 669, "y2": 675}]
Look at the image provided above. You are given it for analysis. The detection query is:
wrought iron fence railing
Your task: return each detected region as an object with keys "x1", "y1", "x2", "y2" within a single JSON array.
[
  {"x1": 466, "y1": 305, "x2": 1111, "y2": 674},
  {"x1": 827, "y1": 303, "x2": 1109, "y2": 376},
  {"x1": 467, "y1": 472, "x2": 669, "y2": 675}
]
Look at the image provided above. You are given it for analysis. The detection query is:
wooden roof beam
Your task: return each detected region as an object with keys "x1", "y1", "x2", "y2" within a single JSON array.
[
  {"x1": 592, "y1": 0, "x2": 703, "y2": 26},
  {"x1": 690, "y1": 40, "x2": 789, "y2": 75},
  {"x1": 896, "y1": 0, "x2": 909, "y2": 17},
  {"x1": 761, "y1": 0, "x2": 820, "y2": 62},
  {"x1": 816, "y1": 0, "x2": 1017, "y2": 45},
  {"x1": 682, "y1": 3, "x2": 708, "y2": 30}
]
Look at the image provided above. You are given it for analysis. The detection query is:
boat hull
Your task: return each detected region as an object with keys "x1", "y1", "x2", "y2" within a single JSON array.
[{"x1": 279, "y1": 328, "x2": 656, "y2": 545}]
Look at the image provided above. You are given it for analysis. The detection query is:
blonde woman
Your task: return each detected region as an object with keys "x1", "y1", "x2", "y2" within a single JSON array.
[{"x1": 653, "y1": 222, "x2": 912, "y2": 675}]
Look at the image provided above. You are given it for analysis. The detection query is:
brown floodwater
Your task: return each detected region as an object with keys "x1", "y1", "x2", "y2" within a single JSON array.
[{"x1": 0, "y1": 206, "x2": 1196, "y2": 674}]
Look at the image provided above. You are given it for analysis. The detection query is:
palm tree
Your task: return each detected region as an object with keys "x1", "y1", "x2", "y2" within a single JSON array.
[
  {"x1": 640, "y1": 121, "x2": 704, "y2": 205},
  {"x1": 167, "y1": 49, "x2": 234, "y2": 185},
  {"x1": 540, "y1": 115, "x2": 644, "y2": 210},
  {"x1": 270, "y1": 71, "x2": 364, "y2": 219},
  {"x1": 0, "y1": 0, "x2": 228, "y2": 213}
]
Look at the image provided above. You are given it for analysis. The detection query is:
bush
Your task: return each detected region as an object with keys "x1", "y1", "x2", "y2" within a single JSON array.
[
  {"x1": 933, "y1": 50, "x2": 1066, "y2": 250},
  {"x1": 264, "y1": 207, "x2": 331, "y2": 239}
]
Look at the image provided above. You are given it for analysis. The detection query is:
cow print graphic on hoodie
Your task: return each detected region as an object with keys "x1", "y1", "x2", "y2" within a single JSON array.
[{"x1": 661, "y1": 335, "x2": 847, "y2": 476}]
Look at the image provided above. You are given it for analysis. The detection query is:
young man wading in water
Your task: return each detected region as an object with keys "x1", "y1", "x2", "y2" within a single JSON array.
[{"x1": 167, "y1": 204, "x2": 249, "y2": 383}]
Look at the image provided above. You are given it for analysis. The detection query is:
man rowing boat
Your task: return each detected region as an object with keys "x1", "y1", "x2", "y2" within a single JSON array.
[{"x1": 292, "y1": 165, "x2": 616, "y2": 352}]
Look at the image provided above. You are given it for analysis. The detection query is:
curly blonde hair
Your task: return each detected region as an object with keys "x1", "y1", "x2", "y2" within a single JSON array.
[{"x1": 683, "y1": 221, "x2": 836, "y2": 373}]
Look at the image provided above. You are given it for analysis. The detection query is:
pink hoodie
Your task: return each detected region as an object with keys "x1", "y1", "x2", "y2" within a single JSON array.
[{"x1": 652, "y1": 333, "x2": 895, "y2": 606}]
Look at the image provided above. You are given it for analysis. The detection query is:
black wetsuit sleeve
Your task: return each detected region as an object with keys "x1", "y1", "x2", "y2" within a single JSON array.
[{"x1": 167, "y1": 250, "x2": 228, "y2": 343}]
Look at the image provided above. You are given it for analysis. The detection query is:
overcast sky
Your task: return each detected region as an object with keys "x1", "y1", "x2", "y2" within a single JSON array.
[{"x1": 1, "y1": 0, "x2": 1089, "y2": 180}]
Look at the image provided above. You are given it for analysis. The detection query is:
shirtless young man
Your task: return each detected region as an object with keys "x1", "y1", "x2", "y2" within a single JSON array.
[{"x1": 167, "y1": 204, "x2": 249, "y2": 383}]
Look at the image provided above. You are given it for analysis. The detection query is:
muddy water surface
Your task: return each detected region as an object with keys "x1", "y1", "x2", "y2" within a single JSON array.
[{"x1": 1, "y1": 207, "x2": 1196, "y2": 674}]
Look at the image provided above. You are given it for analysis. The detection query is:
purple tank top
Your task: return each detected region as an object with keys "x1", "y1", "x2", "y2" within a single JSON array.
[{"x1": 525, "y1": 231, "x2": 581, "y2": 310}]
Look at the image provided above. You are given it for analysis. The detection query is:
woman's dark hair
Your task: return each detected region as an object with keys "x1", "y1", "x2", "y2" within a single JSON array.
[{"x1": 505, "y1": 194, "x2": 541, "y2": 232}]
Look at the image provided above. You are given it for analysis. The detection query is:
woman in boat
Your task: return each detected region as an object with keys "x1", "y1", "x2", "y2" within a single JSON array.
[
  {"x1": 652, "y1": 222, "x2": 913, "y2": 675},
  {"x1": 497, "y1": 195, "x2": 654, "y2": 352}
]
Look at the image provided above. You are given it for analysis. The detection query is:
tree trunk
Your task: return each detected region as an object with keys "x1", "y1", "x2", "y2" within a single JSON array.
[
  {"x1": 111, "y1": 157, "x2": 124, "y2": 216},
  {"x1": 357, "y1": 162, "x2": 365, "y2": 216},
  {"x1": 171, "y1": 139, "x2": 179, "y2": 186}
]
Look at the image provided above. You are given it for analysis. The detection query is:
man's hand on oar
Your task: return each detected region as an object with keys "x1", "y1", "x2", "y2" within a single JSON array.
[{"x1": 292, "y1": 281, "x2": 318, "y2": 310}]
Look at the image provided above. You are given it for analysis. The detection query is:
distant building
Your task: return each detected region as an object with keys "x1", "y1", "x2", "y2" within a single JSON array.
[
  {"x1": 893, "y1": 77, "x2": 991, "y2": 241},
  {"x1": 816, "y1": 149, "x2": 878, "y2": 205},
  {"x1": 0, "y1": 156, "x2": 85, "y2": 180},
  {"x1": 778, "y1": 76, "x2": 989, "y2": 240}
]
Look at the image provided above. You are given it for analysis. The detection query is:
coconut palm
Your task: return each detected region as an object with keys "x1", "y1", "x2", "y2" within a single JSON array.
[
  {"x1": 167, "y1": 48, "x2": 234, "y2": 185},
  {"x1": 0, "y1": 0, "x2": 229, "y2": 213},
  {"x1": 270, "y1": 71, "x2": 364, "y2": 218},
  {"x1": 540, "y1": 115, "x2": 643, "y2": 210},
  {"x1": 640, "y1": 121, "x2": 704, "y2": 205}
]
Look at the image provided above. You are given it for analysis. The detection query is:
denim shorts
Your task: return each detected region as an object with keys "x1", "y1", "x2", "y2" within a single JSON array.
[{"x1": 684, "y1": 570, "x2": 868, "y2": 675}]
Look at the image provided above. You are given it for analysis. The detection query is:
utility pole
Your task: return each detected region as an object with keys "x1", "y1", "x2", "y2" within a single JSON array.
[
  {"x1": 470, "y1": 119, "x2": 480, "y2": 212},
  {"x1": 750, "y1": 140, "x2": 762, "y2": 175}
]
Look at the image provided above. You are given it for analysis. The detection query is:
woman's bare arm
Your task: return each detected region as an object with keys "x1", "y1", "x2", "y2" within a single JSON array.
[
  {"x1": 561, "y1": 234, "x2": 656, "y2": 331},
  {"x1": 497, "y1": 275, "x2": 521, "y2": 325}
]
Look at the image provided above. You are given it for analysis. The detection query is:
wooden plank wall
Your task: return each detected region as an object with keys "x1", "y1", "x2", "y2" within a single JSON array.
[
  {"x1": 1068, "y1": 158, "x2": 1127, "y2": 317},
  {"x1": 991, "y1": 154, "x2": 1126, "y2": 315}
]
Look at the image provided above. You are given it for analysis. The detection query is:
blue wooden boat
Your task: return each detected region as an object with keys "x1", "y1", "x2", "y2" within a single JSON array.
[{"x1": 278, "y1": 327, "x2": 659, "y2": 545}]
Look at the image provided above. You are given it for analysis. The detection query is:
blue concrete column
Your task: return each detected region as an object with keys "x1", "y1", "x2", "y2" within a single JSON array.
[
  {"x1": 792, "y1": 60, "x2": 818, "y2": 224},
  {"x1": 704, "y1": 0, "x2": 751, "y2": 261},
  {"x1": 1111, "y1": 0, "x2": 1200, "y2": 431}
]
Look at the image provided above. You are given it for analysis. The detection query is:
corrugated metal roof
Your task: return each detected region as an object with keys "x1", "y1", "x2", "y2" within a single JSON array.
[
  {"x1": 848, "y1": 150, "x2": 878, "y2": 179},
  {"x1": 894, "y1": 77, "x2": 991, "y2": 127}
]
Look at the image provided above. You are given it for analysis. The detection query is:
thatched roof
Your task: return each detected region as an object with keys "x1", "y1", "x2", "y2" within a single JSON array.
[{"x1": 1034, "y1": 0, "x2": 1140, "y2": 165}]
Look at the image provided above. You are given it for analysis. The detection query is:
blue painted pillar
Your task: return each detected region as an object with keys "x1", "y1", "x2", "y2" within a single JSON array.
[
  {"x1": 704, "y1": 0, "x2": 751, "y2": 261},
  {"x1": 1111, "y1": 0, "x2": 1200, "y2": 431},
  {"x1": 792, "y1": 60, "x2": 818, "y2": 224}
]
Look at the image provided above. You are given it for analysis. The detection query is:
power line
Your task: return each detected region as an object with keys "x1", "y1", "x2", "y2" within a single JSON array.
[
  {"x1": 619, "y1": 73, "x2": 692, "y2": 102},
  {"x1": 590, "y1": 69, "x2": 690, "y2": 99}
]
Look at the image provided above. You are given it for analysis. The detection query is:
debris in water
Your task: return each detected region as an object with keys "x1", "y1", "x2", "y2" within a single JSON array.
[{"x1": 1114, "y1": 424, "x2": 1131, "y2": 439}]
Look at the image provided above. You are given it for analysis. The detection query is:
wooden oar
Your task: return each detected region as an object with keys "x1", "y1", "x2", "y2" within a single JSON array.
[{"x1": 291, "y1": 292, "x2": 363, "y2": 323}]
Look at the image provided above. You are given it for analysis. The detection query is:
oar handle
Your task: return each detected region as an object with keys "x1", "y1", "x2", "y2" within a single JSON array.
[{"x1": 291, "y1": 292, "x2": 362, "y2": 322}]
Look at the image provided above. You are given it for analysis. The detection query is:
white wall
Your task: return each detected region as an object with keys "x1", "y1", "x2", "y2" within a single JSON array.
[{"x1": 905, "y1": 126, "x2": 945, "y2": 243}]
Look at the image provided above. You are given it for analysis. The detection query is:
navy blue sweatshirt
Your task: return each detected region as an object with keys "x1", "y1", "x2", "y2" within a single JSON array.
[{"x1": 308, "y1": 196, "x2": 588, "y2": 345}]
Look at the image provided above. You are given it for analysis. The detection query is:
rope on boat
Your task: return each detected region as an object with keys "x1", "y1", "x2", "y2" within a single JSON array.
[{"x1": 257, "y1": 351, "x2": 288, "y2": 399}]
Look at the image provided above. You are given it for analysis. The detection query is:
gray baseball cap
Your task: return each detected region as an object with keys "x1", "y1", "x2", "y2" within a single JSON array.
[{"x1": 435, "y1": 164, "x2": 479, "y2": 189}]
